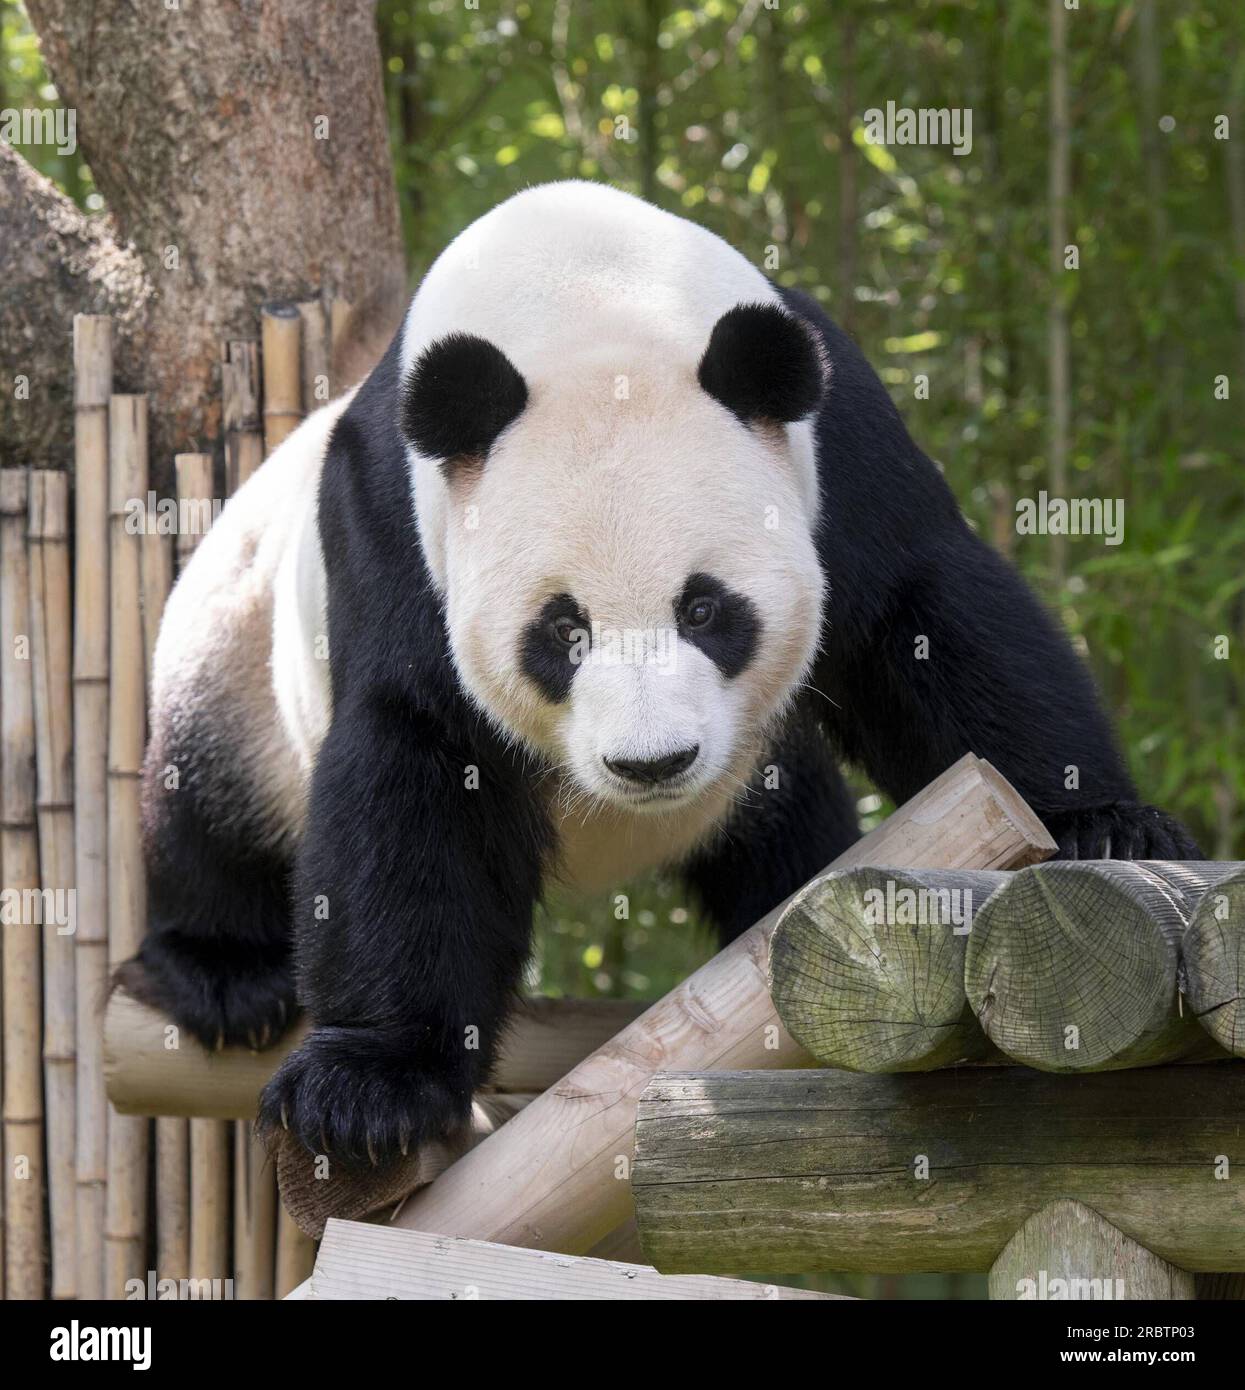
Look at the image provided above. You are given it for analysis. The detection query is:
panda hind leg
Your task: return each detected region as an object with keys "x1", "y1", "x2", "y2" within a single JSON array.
[{"x1": 116, "y1": 740, "x2": 297, "y2": 1052}]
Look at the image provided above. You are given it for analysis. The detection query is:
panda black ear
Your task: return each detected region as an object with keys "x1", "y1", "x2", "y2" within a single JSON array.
[
  {"x1": 697, "y1": 303, "x2": 825, "y2": 425},
  {"x1": 400, "y1": 332, "x2": 528, "y2": 464}
]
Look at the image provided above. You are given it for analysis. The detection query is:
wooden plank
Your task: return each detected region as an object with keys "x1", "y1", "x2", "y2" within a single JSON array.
[
  {"x1": 393, "y1": 755, "x2": 1055, "y2": 1254},
  {"x1": 308, "y1": 1220, "x2": 841, "y2": 1301},
  {"x1": 989, "y1": 1199, "x2": 1194, "y2": 1300},
  {"x1": 632, "y1": 1064, "x2": 1245, "y2": 1274}
]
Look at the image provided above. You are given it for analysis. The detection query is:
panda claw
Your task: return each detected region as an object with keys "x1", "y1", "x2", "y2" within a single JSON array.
[
  {"x1": 366, "y1": 1134, "x2": 379, "y2": 1167},
  {"x1": 280, "y1": 1103, "x2": 289, "y2": 1131}
]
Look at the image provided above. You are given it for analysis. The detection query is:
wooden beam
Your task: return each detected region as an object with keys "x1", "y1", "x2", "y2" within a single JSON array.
[
  {"x1": 631, "y1": 1065, "x2": 1245, "y2": 1274},
  {"x1": 769, "y1": 867, "x2": 1007, "y2": 1071},
  {"x1": 104, "y1": 992, "x2": 645, "y2": 1118},
  {"x1": 391, "y1": 755, "x2": 1055, "y2": 1254},
  {"x1": 989, "y1": 1199, "x2": 1194, "y2": 1301},
  {"x1": 306, "y1": 1220, "x2": 843, "y2": 1300},
  {"x1": 964, "y1": 861, "x2": 1239, "y2": 1071}
]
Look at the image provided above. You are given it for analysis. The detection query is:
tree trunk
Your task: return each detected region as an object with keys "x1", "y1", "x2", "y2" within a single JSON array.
[
  {"x1": 0, "y1": 146, "x2": 149, "y2": 469},
  {"x1": 13, "y1": 0, "x2": 404, "y2": 484}
]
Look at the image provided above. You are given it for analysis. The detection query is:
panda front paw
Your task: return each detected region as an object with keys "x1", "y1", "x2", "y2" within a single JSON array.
[
  {"x1": 114, "y1": 934, "x2": 297, "y2": 1052},
  {"x1": 257, "y1": 1025, "x2": 474, "y2": 1169},
  {"x1": 1044, "y1": 802, "x2": 1204, "y2": 861}
]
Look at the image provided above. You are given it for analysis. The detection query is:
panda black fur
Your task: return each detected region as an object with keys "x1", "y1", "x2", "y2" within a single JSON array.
[{"x1": 122, "y1": 181, "x2": 1200, "y2": 1166}]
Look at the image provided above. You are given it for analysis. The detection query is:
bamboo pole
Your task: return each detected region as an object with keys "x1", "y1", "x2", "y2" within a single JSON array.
[
  {"x1": 1183, "y1": 865, "x2": 1245, "y2": 1056},
  {"x1": 222, "y1": 343, "x2": 262, "y2": 493},
  {"x1": 1, "y1": 467, "x2": 46, "y2": 1299},
  {"x1": 393, "y1": 755, "x2": 1056, "y2": 1253},
  {"x1": 28, "y1": 470, "x2": 76, "y2": 1299},
  {"x1": 261, "y1": 303, "x2": 303, "y2": 453},
  {"x1": 140, "y1": 519, "x2": 173, "y2": 685},
  {"x1": 297, "y1": 298, "x2": 330, "y2": 414},
  {"x1": 964, "y1": 860, "x2": 1240, "y2": 1071},
  {"x1": 104, "y1": 395, "x2": 150, "y2": 1297},
  {"x1": 189, "y1": 1116, "x2": 230, "y2": 1283},
  {"x1": 173, "y1": 454, "x2": 215, "y2": 572},
  {"x1": 155, "y1": 1118, "x2": 189, "y2": 1287},
  {"x1": 275, "y1": 1208, "x2": 314, "y2": 1300},
  {"x1": 768, "y1": 866, "x2": 1008, "y2": 1071},
  {"x1": 72, "y1": 313, "x2": 111, "y2": 1300},
  {"x1": 234, "y1": 1128, "x2": 275, "y2": 1301},
  {"x1": 329, "y1": 296, "x2": 353, "y2": 393},
  {"x1": 176, "y1": 447, "x2": 233, "y2": 1295},
  {"x1": 139, "y1": 479, "x2": 186, "y2": 1288}
]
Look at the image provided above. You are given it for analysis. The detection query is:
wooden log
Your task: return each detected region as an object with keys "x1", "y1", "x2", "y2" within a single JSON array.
[
  {"x1": 261, "y1": 303, "x2": 303, "y2": 453},
  {"x1": 964, "y1": 860, "x2": 1241, "y2": 1072},
  {"x1": 103, "y1": 395, "x2": 149, "y2": 1298},
  {"x1": 71, "y1": 314, "x2": 112, "y2": 1300},
  {"x1": 393, "y1": 755, "x2": 1055, "y2": 1253},
  {"x1": 1183, "y1": 865, "x2": 1245, "y2": 1057},
  {"x1": 297, "y1": 298, "x2": 331, "y2": 413},
  {"x1": 632, "y1": 1064, "x2": 1245, "y2": 1274},
  {"x1": 307, "y1": 1220, "x2": 841, "y2": 1301},
  {"x1": 990, "y1": 1199, "x2": 1194, "y2": 1301},
  {"x1": 28, "y1": 470, "x2": 76, "y2": 1299},
  {"x1": 104, "y1": 990, "x2": 645, "y2": 1118},
  {"x1": 769, "y1": 867, "x2": 1007, "y2": 1071},
  {"x1": 1, "y1": 467, "x2": 46, "y2": 1299},
  {"x1": 172, "y1": 454, "x2": 215, "y2": 572},
  {"x1": 222, "y1": 342, "x2": 262, "y2": 493}
]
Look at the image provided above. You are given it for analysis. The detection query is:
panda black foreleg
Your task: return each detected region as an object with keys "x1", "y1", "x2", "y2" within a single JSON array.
[
  {"x1": 116, "y1": 741, "x2": 296, "y2": 1050},
  {"x1": 257, "y1": 692, "x2": 549, "y2": 1167},
  {"x1": 680, "y1": 703, "x2": 861, "y2": 942},
  {"x1": 812, "y1": 530, "x2": 1203, "y2": 860}
]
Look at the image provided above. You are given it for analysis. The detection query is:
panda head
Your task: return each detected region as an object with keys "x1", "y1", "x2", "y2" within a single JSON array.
[{"x1": 401, "y1": 303, "x2": 827, "y2": 813}]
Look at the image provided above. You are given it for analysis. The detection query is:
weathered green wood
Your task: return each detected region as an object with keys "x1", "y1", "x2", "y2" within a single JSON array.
[
  {"x1": 1183, "y1": 866, "x2": 1245, "y2": 1058},
  {"x1": 632, "y1": 1065, "x2": 1245, "y2": 1274},
  {"x1": 989, "y1": 1199, "x2": 1194, "y2": 1300},
  {"x1": 964, "y1": 861, "x2": 1237, "y2": 1071},
  {"x1": 768, "y1": 867, "x2": 1006, "y2": 1072}
]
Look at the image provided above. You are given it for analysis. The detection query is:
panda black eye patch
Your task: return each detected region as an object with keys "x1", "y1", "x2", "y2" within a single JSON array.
[
  {"x1": 520, "y1": 593, "x2": 591, "y2": 703},
  {"x1": 676, "y1": 573, "x2": 760, "y2": 678}
]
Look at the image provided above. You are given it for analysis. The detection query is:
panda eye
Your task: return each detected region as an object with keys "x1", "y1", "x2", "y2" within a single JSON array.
[
  {"x1": 683, "y1": 597, "x2": 717, "y2": 630},
  {"x1": 552, "y1": 616, "x2": 584, "y2": 647}
]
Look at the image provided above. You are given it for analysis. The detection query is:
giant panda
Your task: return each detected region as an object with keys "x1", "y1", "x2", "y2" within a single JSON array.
[{"x1": 122, "y1": 180, "x2": 1200, "y2": 1166}]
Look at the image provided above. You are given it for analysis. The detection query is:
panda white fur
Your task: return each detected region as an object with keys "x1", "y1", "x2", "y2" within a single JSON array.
[{"x1": 124, "y1": 180, "x2": 1199, "y2": 1164}]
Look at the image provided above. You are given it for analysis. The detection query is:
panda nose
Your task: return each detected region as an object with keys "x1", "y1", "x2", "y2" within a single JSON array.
[{"x1": 604, "y1": 745, "x2": 700, "y2": 785}]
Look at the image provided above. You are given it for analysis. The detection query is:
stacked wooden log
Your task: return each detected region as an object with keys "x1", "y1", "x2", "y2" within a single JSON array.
[
  {"x1": 768, "y1": 860, "x2": 1245, "y2": 1073},
  {"x1": 627, "y1": 856, "x2": 1245, "y2": 1298}
]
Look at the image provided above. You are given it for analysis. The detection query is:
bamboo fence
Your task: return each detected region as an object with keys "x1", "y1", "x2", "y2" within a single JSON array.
[{"x1": 0, "y1": 294, "x2": 345, "y2": 1298}]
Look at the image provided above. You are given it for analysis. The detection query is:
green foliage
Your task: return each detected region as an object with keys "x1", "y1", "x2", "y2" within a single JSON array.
[{"x1": 378, "y1": 0, "x2": 1244, "y2": 869}]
